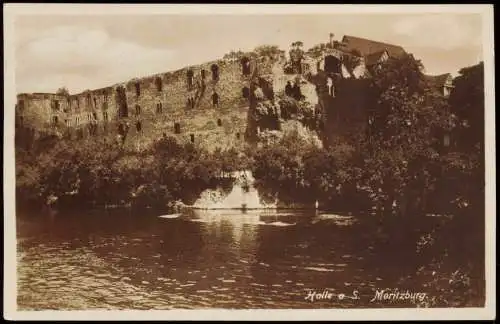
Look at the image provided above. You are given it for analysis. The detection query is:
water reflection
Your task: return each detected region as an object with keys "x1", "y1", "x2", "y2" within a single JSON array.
[{"x1": 17, "y1": 208, "x2": 436, "y2": 310}]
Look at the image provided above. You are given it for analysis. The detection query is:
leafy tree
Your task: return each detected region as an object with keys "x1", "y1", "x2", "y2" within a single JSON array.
[
  {"x1": 449, "y1": 62, "x2": 484, "y2": 154},
  {"x1": 56, "y1": 87, "x2": 70, "y2": 96},
  {"x1": 361, "y1": 53, "x2": 454, "y2": 217},
  {"x1": 253, "y1": 45, "x2": 284, "y2": 60},
  {"x1": 306, "y1": 43, "x2": 328, "y2": 59}
]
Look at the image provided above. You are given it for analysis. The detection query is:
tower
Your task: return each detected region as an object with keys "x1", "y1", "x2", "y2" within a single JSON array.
[{"x1": 329, "y1": 33, "x2": 335, "y2": 48}]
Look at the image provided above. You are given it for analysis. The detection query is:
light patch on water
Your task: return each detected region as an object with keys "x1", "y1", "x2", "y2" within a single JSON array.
[
  {"x1": 260, "y1": 221, "x2": 296, "y2": 227},
  {"x1": 158, "y1": 214, "x2": 182, "y2": 219},
  {"x1": 250, "y1": 283, "x2": 267, "y2": 287},
  {"x1": 191, "y1": 171, "x2": 277, "y2": 210},
  {"x1": 304, "y1": 267, "x2": 337, "y2": 272},
  {"x1": 220, "y1": 279, "x2": 236, "y2": 283}
]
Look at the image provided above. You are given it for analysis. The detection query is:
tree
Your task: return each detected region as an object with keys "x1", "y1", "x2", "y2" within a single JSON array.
[
  {"x1": 361, "y1": 53, "x2": 454, "y2": 217},
  {"x1": 253, "y1": 45, "x2": 284, "y2": 60},
  {"x1": 289, "y1": 41, "x2": 305, "y2": 74},
  {"x1": 56, "y1": 87, "x2": 70, "y2": 96},
  {"x1": 448, "y1": 62, "x2": 484, "y2": 153},
  {"x1": 306, "y1": 43, "x2": 328, "y2": 59}
]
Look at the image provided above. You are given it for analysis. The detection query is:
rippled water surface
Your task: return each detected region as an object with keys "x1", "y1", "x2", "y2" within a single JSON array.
[{"x1": 17, "y1": 209, "x2": 431, "y2": 310}]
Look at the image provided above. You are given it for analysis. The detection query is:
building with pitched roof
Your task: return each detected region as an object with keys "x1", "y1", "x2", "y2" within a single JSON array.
[
  {"x1": 425, "y1": 73, "x2": 454, "y2": 97},
  {"x1": 340, "y1": 35, "x2": 406, "y2": 59}
]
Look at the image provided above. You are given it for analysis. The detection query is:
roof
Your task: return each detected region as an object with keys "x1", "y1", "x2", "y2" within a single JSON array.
[
  {"x1": 341, "y1": 35, "x2": 406, "y2": 58},
  {"x1": 364, "y1": 50, "x2": 388, "y2": 66},
  {"x1": 425, "y1": 73, "x2": 452, "y2": 87}
]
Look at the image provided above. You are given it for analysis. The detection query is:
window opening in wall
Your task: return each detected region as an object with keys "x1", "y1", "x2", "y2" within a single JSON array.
[
  {"x1": 236, "y1": 132, "x2": 240, "y2": 140},
  {"x1": 93, "y1": 112, "x2": 98, "y2": 120},
  {"x1": 201, "y1": 69, "x2": 206, "y2": 79},
  {"x1": 53, "y1": 116, "x2": 58, "y2": 125},
  {"x1": 157, "y1": 102, "x2": 163, "y2": 114},
  {"x1": 187, "y1": 69, "x2": 194, "y2": 89},
  {"x1": 103, "y1": 111, "x2": 109, "y2": 122},
  {"x1": 52, "y1": 100, "x2": 60, "y2": 111},
  {"x1": 135, "y1": 82, "x2": 141, "y2": 97},
  {"x1": 242, "y1": 86, "x2": 250, "y2": 99},
  {"x1": 211, "y1": 64, "x2": 219, "y2": 81},
  {"x1": 86, "y1": 94, "x2": 92, "y2": 108},
  {"x1": 241, "y1": 56, "x2": 251, "y2": 75},
  {"x1": 135, "y1": 104, "x2": 141, "y2": 116},
  {"x1": 217, "y1": 118, "x2": 222, "y2": 127},
  {"x1": 190, "y1": 134, "x2": 195, "y2": 143},
  {"x1": 324, "y1": 55, "x2": 341, "y2": 74},
  {"x1": 174, "y1": 122, "x2": 181, "y2": 134},
  {"x1": 212, "y1": 91, "x2": 219, "y2": 108},
  {"x1": 116, "y1": 86, "x2": 128, "y2": 118},
  {"x1": 155, "y1": 77, "x2": 163, "y2": 92}
]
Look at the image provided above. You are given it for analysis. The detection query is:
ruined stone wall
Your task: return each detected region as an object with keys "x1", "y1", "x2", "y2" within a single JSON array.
[{"x1": 15, "y1": 56, "x2": 266, "y2": 151}]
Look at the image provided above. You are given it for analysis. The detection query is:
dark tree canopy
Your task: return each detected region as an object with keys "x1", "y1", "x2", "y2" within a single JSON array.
[
  {"x1": 56, "y1": 87, "x2": 70, "y2": 96},
  {"x1": 449, "y1": 62, "x2": 484, "y2": 152}
]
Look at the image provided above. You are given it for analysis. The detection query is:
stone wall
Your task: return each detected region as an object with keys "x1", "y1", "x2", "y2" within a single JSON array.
[{"x1": 15, "y1": 56, "x2": 265, "y2": 152}]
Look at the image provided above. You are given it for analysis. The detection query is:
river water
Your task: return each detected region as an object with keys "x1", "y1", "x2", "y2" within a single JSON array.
[{"x1": 17, "y1": 208, "x2": 442, "y2": 310}]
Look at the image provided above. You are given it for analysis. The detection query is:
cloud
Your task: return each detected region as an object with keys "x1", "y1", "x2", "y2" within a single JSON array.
[
  {"x1": 15, "y1": 14, "x2": 483, "y2": 94},
  {"x1": 16, "y1": 25, "x2": 176, "y2": 93},
  {"x1": 391, "y1": 14, "x2": 482, "y2": 50}
]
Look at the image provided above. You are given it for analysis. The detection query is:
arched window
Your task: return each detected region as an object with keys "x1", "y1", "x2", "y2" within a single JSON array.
[
  {"x1": 324, "y1": 55, "x2": 341, "y2": 74},
  {"x1": 217, "y1": 118, "x2": 222, "y2": 127}
]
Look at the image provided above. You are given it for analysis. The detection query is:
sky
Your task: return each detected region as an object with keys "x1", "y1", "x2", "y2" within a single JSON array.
[{"x1": 14, "y1": 13, "x2": 484, "y2": 94}]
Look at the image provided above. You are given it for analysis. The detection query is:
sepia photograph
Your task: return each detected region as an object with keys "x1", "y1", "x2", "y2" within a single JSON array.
[{"x1": 3, "y1": 4, "x2": 495, "y2": 321}]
